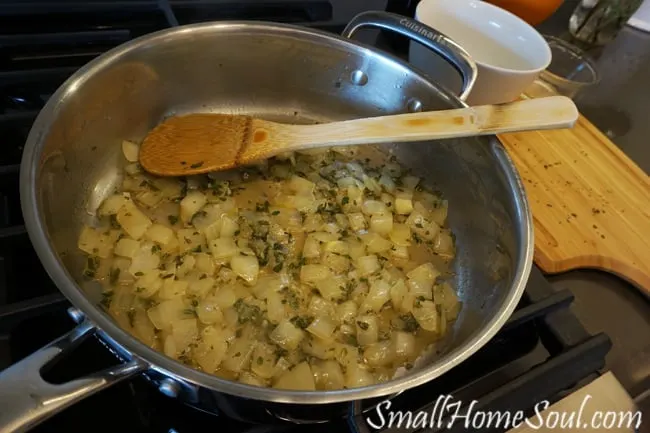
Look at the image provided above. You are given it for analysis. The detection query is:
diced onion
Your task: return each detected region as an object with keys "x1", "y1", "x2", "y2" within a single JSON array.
[
  {"x1": 77, "y1": 145, "x2": 461, "y2": 392},
  {"x1": 180, "y1": 191, "x2": 207, "y2": 224},
  {"x1": 122, "y1": 140, "x2": 140, "y2": 162},
  {"x1": 300, "y1": 264, "x2": 331, "y2": 285},
  {"x1": 356, "y1": 255, "x2": 380, "y2": 277},
  {"x1": 270, "y1": 320, "x2": 304, "y2": 350},
  {"x1": 230, "y1": 255, "x2": 259, "y2": 285},
  {"x1": 274, "y1": 362, "x2": 315, "y2": 390}
]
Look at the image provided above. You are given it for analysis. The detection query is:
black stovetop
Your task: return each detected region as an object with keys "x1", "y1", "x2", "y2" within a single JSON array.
[{"x1": 0, "y1": 2, "x2": 612, "y2": 432}]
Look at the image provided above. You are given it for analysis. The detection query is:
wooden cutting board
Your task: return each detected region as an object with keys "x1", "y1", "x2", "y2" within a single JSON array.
[
  {"x1": 497, "y1": 114, "x2": 650, "y2": 296},
  {"x1": 507, "y1": 372, "x2": 640, "y2": 433}
]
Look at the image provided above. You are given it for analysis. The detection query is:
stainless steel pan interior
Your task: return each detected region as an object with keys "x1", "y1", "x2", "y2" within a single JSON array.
[{"x1": 2, "y1": 11, "x2": 533, "y2": 433}]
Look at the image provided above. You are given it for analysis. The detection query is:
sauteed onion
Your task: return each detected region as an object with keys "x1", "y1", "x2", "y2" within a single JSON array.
[{"x1": 78, "y1": 142, "x2": 461, "y2": 390}]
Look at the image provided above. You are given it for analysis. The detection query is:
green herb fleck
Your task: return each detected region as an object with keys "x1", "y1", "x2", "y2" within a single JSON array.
[
  {"x1": 183, "y1": 308, "x2": 198, "y2": 318},
  {"x1": 256, "y1": 200, "x2": 270, "y2": 212},
  {"x1": 190, "y1": 161, "x2": 204, "y2": 169},
  {"x1": 274, "y1": 347, "x2": 288, "y2": 360},
  {"x1": 400, "y1": 313, "x2": 420, "y2": 333},
  {"x1": 356, "y1": 320, "x2": 370, "y2": 331},
  {"x1": 256, "y1": 356, "x2": 264, "y2": 365},
  {"x1": 134, "y1": 271, "x2": 144, "y2": 277},
  {"x1": 271, "y1": 210, "x2": 280, "y2": 216},
  {"x1": 290, "y1": 315, "x2": 314, "y2": 329},
  {"x1": 109, "y1": 214, "x2": 120, "y2": 229},
  {"x1": 234, "y1": 299, "x2": 263, "y2": 325},
  {"x1": 100, "y1": 291, "x2": 114, "y2": 309},
  {"x1": 151, "y1": 245, "x2": 161, "y2": 254},
  {"x1": 83, "y1": 256, "x2": 100, "y2": 279},
  {"x1": 341, "y1": 196, "x2": 350, "y2": 205},
  {"x1": 344, "y1": 334, "x2": 358, "y2": 346},
  {"x1": 109, "y1": 268, "x2": 120, "y2": 285},
  {"x1": 127, "y1": 308, "x2": 136, "y2": 327},
  {"x1": 168, "y1": 215, "x2": 179, "y2": 225}
]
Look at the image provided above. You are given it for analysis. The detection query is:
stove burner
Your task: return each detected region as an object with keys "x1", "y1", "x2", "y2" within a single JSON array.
[{"x1": 0, "y1": 1, "x2": 611, "y2": 432}]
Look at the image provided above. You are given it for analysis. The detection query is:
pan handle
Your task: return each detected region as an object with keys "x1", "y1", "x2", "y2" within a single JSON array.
[
  {"x1": 0, "y1": 320, "x2": 148, "y2": 433},
  {"x1": 342, "y1": 11, "x2": 478, "y2": 101}
]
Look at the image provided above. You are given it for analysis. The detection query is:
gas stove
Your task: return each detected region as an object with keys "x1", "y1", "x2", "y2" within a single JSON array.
[{"x1": 0, "y1": 2, "x2": 611, "y2": 432}]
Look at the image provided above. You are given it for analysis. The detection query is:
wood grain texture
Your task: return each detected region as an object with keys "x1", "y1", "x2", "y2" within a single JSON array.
[
  {"x1": 139, "y1": 96, "x2": 578, "y2": 176},
  {"x1": 498, "y1": 115, "x2": 650, "y2": 295},
  {"x1": 507, "y1": 372, "x2": 638, "y2": 433}
]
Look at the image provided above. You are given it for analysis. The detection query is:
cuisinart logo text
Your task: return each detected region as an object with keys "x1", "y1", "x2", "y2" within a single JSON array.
[
  {"x1": 399, "y1": 18, "x2": 444, "y2": 43},
  {"x1": 366, "y1": 397, "x2": 643, "y2": 430}
]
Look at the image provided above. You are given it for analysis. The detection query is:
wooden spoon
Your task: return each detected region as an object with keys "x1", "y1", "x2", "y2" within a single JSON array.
[{"x1": 139, "y1": 95, "x2": 578, "y2": 176}]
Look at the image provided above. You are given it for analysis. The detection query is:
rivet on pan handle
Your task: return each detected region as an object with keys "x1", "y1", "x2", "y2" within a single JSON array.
[
  {"x1": 0, "y1": 319, "x2": 148, "y2": 433},
  {"x1": 342, "y1": 11, "x2": 478, "y2": 102}
]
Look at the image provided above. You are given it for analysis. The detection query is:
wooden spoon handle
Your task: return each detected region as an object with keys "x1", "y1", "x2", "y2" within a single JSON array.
[{"x1": 284, "y1": 96, "x2": 579, "y2": 150}]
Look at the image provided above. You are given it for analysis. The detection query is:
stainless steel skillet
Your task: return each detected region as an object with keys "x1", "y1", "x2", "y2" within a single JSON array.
[{"x1": 1, "y1": 11, "x2": 532, "y2": 433}]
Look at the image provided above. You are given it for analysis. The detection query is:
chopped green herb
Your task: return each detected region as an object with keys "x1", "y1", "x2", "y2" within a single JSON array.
[
  {"x1": 257, "y1": 356, "x2": 264, "y2": 365},
  {"x1": 356, "y1": 320, "x2": 370, "y2": 331},
  {"x1": 344, "y1": 334, "x2": 358, "y2": 346},
  {"x1": 168, "y1": 215, "x2": 179, "y2": 225},
  {"x1": 274, "y1": 347, "x2": 288, "y2": 360},
  {"x1": 341, "y1": 196, "x2": 350, "y2": 205},
  {"x1": 109, "y1": 268, "x2": 120, "y2": 285},
  {"x1": 183, "y1": 308, "x2": 198, "y2": 318},
  {"x1": 400, "y1": 313, "x2": 420, "y2": 333},
  {"x1": 255, "y1": 200, "x2": 270, "y2": 212},
  {"x1": 161, "y1": 273, "x2": 174, "y2": 279},
  {"x1": 272, "y1": 263, "x2": 283, "y2": 272},
  {"x1": 83, "y1": 256, "x2": 100, "y2": 278},
  {"x1": 100, "y1": 291, "x2": 114, "y2": 309},
  {"x1": 190, "y1": 161, "x2": 204, "y2": 169},
  {"x1": 281, "y1": 287, "x2": 300, "y2": 309},
  {"x1": 288, "y1": 315, "x2": 313, "y2": 330},
  {"x1": 234, "y1": 299, "x2": 263, "y2": 325},
  {"x1": 143, "y1": 299, "x2": 159, "y2": 309},
  {"x1": 271, "y1": 210, "x2": 280, "y2": 216},
  {"x1": 151, "y1": 245, "x2": 161, "y2": 254},
  {"x1": 127, "y1": 308, "x2": 136, "y2": 327},
  {"x1": 134, "y1": 271, "x2": 144, "y2": 277},
  {"x1": 109, "y1": 214, "x2": 120, "y2": 229}
]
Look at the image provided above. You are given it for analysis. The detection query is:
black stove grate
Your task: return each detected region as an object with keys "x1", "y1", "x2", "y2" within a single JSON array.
[{"x1": 0, "y1": 2, "x2": 612, "y2": 432}]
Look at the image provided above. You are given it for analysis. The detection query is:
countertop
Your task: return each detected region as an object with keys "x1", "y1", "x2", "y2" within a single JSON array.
[{"x1": 537, "y1": 0, "x2": 650, "y2": 420}]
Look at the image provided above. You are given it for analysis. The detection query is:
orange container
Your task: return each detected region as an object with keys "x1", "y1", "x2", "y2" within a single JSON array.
[{"x1": 485, "y1": 0, "x2": 564, "y2": 26}]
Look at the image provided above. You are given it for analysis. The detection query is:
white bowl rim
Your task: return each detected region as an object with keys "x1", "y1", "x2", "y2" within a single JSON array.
[{"x1": 415, "y1": 0, "x2": 553, "y2": 75}]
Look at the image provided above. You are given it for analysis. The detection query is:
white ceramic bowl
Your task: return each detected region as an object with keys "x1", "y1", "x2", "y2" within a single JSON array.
[{"x1": 410, "y1": 0, "x2": 552, "y2": 105}]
